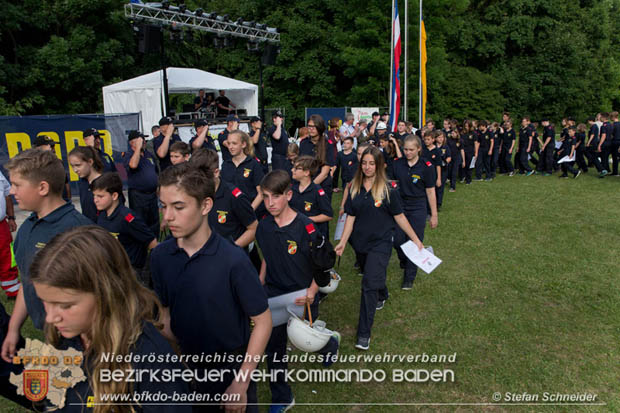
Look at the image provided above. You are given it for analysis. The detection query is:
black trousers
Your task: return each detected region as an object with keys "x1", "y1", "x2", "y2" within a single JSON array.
[
  {"x1": 462, "y1": 150, "x2": 474, "y2": 183},
  {"x1": 575, "y1": 148, "x2": 588, "y2": 172},
  {"x1": 394, "y1": 204, "x2": 427, "y2": 283},
  {"x1": 600, "y1": 144, "x2": 612, "y2": 172},
  {"x1": 537, "y1": 146, "x2": 554, "y2": 174},
  {"x1": 128, "y1": 188, "x2": 160, "y2": 238},
  {"x1": 611, "y1": 142, "x2": 620, "y2": 175},
  {"x1": 490, "y1": 148, "x2": 499, "y2": 178},
  {"x1": 560, "y1": 161, "x2": 578, "y2": 175},
  {"x1": 586, "y1": 147, "x2": 604, "y2": 173},
  {"x1": 475, "y1": 151, "x2": 491, "y2": 179},
  {"x1": 357, "y1": 249, "x2": 391, "y2": 339},
  {"x1": 501, "y1": 147, "x2": 514, "y2": 173},
  {"x1": 517, "y1": 147, "x2": 532, "y2": 172},
  {"x1": 448, "y1": 157, "x2": 458, "y2": 189},
  {"x1": 436, "y1": 169, "x2": 448, "y2": 207}
]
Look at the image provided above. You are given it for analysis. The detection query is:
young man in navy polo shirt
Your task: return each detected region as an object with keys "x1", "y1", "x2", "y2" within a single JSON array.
[
  {"x1": 250, "y1": 116, "x2": 269, "y2": 174},
  {"x1": 189, "y1": 120, "x2": 217, "y2": 152},
  {"x1": 586, "y1": 117, "x2": 605, "y2": 177},
  {"x1": 610, "y1": 111, "x2": 620, "y2": 175},
  {"x1": 218, "y1": 115, "x2": 240, "y2": 162},
  {"x1": 267, "y1": 111, "x2": 289, "y2": 171},
  {"x1": 83, "y1": 127, "x2": 116, "y2": 173},
  {"x1": 153, "y1": 116, "x2": 182, "y2": 172},
  {"x1": 474, "y1": 120, "x2": 493, "y2": 181},
  {"x1": 1, "y1": 149, "x2": 91, "y2": 362},
  {"x1": 517, "y1": 118, "x2": 535, "y2": 176},
  {"x1": 92, "y1": 172, "x2": 157, "y2": 282},
  {"x1": 256, "y1": 170, "x2": 340, "y2": 412},
  {"x1": 123, "y1": 130, "x2": 160, "y2": 238},
  {"x1": 537, "y1": 119, "x2": 555, "y2": 176},
  {"x1": 152, "y1": 162, "x2": 271, "y2": 412}
]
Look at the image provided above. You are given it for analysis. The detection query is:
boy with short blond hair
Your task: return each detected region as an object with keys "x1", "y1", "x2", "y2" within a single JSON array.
[{"x1": 1, "y1": 149, "x2": 91, "y2": 362}]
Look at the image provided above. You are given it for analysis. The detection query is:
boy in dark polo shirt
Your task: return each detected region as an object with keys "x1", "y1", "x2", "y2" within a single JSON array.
[
  {"x1": 267, "y1": 111, "x2": 289, "y2": 171},
  {"x1": 123, "y1": 130, "x2": 160, "y2": 238},
  {"x1": 189, "y1": 120, "x2": 217, "y2": 152},
  {"x1": 474, "y1": 120, "x2": 493, "y2": 181},
  {"x1": 0, "y1": 149, "x2": 91, "y2": 361},
  {"x1": 153, "y1": 116, "x2": 182, "y2": 172},
  {"x1": 92, "y1": 172, "x2": 157, "y2": 281},
  {"x1": 537, "y1": 119, "x2": 555, "y2": 176},
  {"x1": 256, "y1": 170, "x2": 339, "y2": 412}
]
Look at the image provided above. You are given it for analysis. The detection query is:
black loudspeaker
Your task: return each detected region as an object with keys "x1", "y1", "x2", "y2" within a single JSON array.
[
  {"x1": 261, "y1": 44, "x2": 279, "y2": 66},
  {"x1": 138, "y1": 25, "x2": 161, "y2": 54}
]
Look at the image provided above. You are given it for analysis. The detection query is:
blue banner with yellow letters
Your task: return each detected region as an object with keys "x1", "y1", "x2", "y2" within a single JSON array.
[{"x1": 0, "y1": 113, "x2": 139, "y2": 182}]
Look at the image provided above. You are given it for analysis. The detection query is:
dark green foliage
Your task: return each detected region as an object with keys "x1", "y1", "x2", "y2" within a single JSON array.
[{"x1": 0, "y1": 0, "x2": 618, "y2": 125}]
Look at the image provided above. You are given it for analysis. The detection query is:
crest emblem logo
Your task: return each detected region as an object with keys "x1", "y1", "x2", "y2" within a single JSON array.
[
  {"x1": 304, "y1": 202, "x2": 312, "y2": 212},
  {"x1": 374, "y1": 200, "x2": 382, "y2": 208},
  {"x1": 287, "y1": 240, "x2": 297, "y2": 255},
  {"x1": 217, "y1": 211, "x2": 227, "y2": 224},
  {"x1": 243, "y1": 168, "x2": 251, "y2": 178},
  {"x1": 24, "y1": 370, "x2": 48, "y2": 402}
]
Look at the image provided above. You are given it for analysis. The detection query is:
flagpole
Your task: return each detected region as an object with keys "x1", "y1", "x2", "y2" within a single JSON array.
[
  {"x1": 390, "y1": 0, "x2": 395, "y2": 117},
  {"x1": 404, "y1": 0, "x2": 408, "y2": 122},
  {"x1": 418, "y1": 0, "x2": 422, "y2": 128}
]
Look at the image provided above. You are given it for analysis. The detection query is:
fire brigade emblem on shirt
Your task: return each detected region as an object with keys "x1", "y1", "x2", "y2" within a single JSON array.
[{"x1": 287, "y1": 240, "x2": 297, "y2": 255}]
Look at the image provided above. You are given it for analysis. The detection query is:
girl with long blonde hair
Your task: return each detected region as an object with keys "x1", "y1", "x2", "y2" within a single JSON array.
[
  {"x1": 334, "y1": 146, "x2": 423, "y2": 351},
  {"x1": 30, "y1": 225, "x2": 189, "y2": 413}
]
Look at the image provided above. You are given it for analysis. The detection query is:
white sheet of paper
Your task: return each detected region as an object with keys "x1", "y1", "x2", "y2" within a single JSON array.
[
  {"x1": 469, "y1": 156, "x2": 476, "y2": 169},
  {"x1": 334, "y1": 214, "x2": 347, "y2": 241},
  {"x1": 528, "y1": 154, "x2": 531, "y2": 160},
  {"x1": 557, "y1": 155, "x2": 575, "y2": 164},
  {"x1": 400, "y1": 241, "x2": 442, "y2": 274},
  {"x1": 268, "y1": 289, "x2": 306, "y2": 327},
  {"x1": 554, "y1": 141, "x2": 562, "y2": 149}
]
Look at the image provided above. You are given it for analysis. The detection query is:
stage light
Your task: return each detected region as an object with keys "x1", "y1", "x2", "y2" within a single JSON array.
[
  {"x1": 205, "y1": 12, "x2": 216, "y2": 19},
  {"x1": 266, "y1": 27, "x2": 278, "y2": 33},
  {"x1": 178, "y1": 3, "x2": 187, "y2": 13},
  {"x1": 242, "y1": 21, "x2": 256, "y2": 28},
  {"x1": 235, "y1": 17, "x2": 244, "y2": 25},
  {"x1": 216, "y1": 14, "x2": 229, "y2": 22},
  {"x1": 256, "y1": 23, "x2": 266, "y2": 30},
  {"x1": 194, "y1": 8, "x2": 203, "y2": 16},
  {"x1": 161, "y1": 0, "x2": 170, "y2": 10}
]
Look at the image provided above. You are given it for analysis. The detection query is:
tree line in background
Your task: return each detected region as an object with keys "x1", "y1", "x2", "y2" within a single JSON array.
[{"x1": 1, "y1": 0, "x2": 619, "y2": 127}]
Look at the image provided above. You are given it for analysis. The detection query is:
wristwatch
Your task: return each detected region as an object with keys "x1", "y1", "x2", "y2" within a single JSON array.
[{"x1": 7, "y1": 216, "x2": 15, "y2": 220}]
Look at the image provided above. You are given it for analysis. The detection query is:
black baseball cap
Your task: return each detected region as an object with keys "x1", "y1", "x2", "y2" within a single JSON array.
[
  {"x1": 159, "y1": 116, "x2": 174, "y2": 126},
  {"x1": 272, "y1": 110, "x2": 283, "y2": 118},
  {"x1": 128, "y1": 130, "x2": 148, "y2": 141},
  {"x1": 83, "y1": 128, "x2": 101, "y2": 138},
  {"x1": 250, "y1": 116, "x2": 262, "y2": 123},
  {"x1": 33, "y1": 135, "x2": 55, "y2": 147},
  {"x1": 541, "y1": 118, "x2": 549, "y2": 122},
  {"x1": 195, "y1": 120, "x2": 208, "y2": 128},
  {"x1": 226, "y1": 114, "x2": 240, "y2": 123},
  {"x1": 372, "y1": 111, "x2": 380, "y2": 117}
]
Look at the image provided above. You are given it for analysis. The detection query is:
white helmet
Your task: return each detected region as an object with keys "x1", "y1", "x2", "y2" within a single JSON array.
[
  {"x1": 286, "y1": 306, "x2": 333, "y2": 352},
  {"x1": 319, "y1": 270, "x2": 341, "y2": 294}
]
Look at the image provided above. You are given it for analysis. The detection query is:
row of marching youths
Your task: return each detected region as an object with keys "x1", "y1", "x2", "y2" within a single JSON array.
[{"x1": 0, "y1": 111, "x2": 432, "y2": 412}]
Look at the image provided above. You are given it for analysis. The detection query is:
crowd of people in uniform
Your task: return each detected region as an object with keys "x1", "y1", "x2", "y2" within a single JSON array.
[{"x1": 0, "y1": 107, "x2": 618, "y2": 412}]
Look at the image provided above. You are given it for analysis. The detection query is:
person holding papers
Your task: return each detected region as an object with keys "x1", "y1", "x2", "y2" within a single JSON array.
[
  {"x1": 392, "y1": 135, "x2": 438, "y2": 291},
  {"x1": 557, "y1": 127, "x2": 581, "y2": 179},
  {"x1": 334, "y1": 147, "x2": 423, "y2": 351}
]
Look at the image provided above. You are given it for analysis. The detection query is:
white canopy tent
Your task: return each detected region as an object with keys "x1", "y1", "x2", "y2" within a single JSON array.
[{"x1": 102, "y1": 67, "x2": 258, "y2": 133}]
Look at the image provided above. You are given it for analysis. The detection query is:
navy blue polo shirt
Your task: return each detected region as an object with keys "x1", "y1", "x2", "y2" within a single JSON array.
[
  {"x1": 57, "y1": 322, "x2": 190, "y2": 413},
  {"x1": 502, "y1": 129, "x2": 516, "y2": 148},
  {"x1": 188, "y1": 134, "x2": 217, "y2": 152},
  {"x1": 77, "y1": 177, "x2": 99, "y2": 222},
  {"x1": 96, "y1": 204, "x2": 155, "y2": 269},
  {"x1": 122, "y1": 149, "x2": 158, "y2": 193},
  {"x1": 291, "y1": 182, "x2": 332, "y2": 236},
  {"x1": 518, "y1": 127, "x2": 530, "y2": 147},
  {"x1": 492, "y1": 130, "x2": 501, "y2": 150},
  {"x1": 256, "y1": 213, "x2": 322, "y2": 298},
  {"x1": 251, "y1": 129, "x2": 269, "y2": 164},
  {"x1": 344, "y1": 186, "x2": 403, "y2": 254},
  {"x1": 14, "y1": 202, "x2": 92, "y2": 330},
  {"x1": 561, "y1": 136, "x2": 576, "y2": 155},
  {"x1": 543, "y1": 126, "x2": 555, "y2": 146},
  {"x1": 337, "y1": 151, "x2": 358, "y2": 183},
  {"x1": 220, "y1": 155, "x2": 264, "y2": 202},
  {"x1": 153, "y1": 133, "x2": 182, "y2": 171},
  {"x1": 588, "y1": 124, "x2": 599, "y2": 146},
  {"x1": 393, "y1": 157, "x2": 435, "y2": 208},
  {"x1": 300, "y1": 137, "x2": 336, "y2": 191},
  {"x1": 99, "y1": 149, "x2": 116, "y2": 173},
  {"x1": 576, "y1": 131, "x2": 586, "y2": 148},
  {"x1": 447, "y1": 137, "x2": 460, "y2": 162},
  {"x1": 208, "y1": 182, "x2": 257, "y2": 243},
  {"x1": 612, "y1": 121, "x2": 620, "y2": 143},
  {"x1": 460, "y1": 132, "x2": 475, "y2": 152},
  {"x1": 423, "y1": 147, "x2": 442, "y2": 167},
  {"x1": 218, "y1": 129, "x2": 232, "y2": 161},
  {"x1": 601, "y1": 121, "x2": 613, "y2": 147},
  {"x1": 438, "y1": 145, "x2": 452, "y2": 169},
  {"x1": 477, "y1": 130, "x2": 492, "y2": 151},
  {"x1": 267, "y1": 125, "x2": 289, "y2": 157},
  {"x1": 151, "y1": 231, "x2": 268, "y2": 356}
]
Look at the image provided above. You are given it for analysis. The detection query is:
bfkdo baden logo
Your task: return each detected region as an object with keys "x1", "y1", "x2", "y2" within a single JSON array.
[
  {"x1": 10, "y1": 338, "x2": 86, "y2": 408},
  {"x1": 23, "y1": 370, "x2": 48, "y2": 401}
]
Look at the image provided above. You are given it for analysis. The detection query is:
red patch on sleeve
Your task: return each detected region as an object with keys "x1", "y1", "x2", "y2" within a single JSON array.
[
  {"x1": 232, "y1": 188, "x2": 242, "y2": 198},
  {"x1": 391, "y1": 181, "x2": 397, "y2": 188},
  {"x1": 425, "y1": 161, "x2": 432, "y2": 167},
  {"x1": 255, "y1": 157, "x2": 261, "y2": 162},
  {"x1": 124, "y1": 213, "x2": 135, "y2": 223},
  {"x1": 318, "y1": 188, "x2": 325, "y2": 196},
  {"x1": 305, "y1": 223, "x2": 316, "y2": 234},
  {"x1": 328, "y1": 139, "x2": 334, "y2": 145}
]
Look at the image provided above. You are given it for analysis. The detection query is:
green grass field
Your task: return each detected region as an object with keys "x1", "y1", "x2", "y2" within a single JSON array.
[{"x1": 2, "y1": 171, "x2": 619, "y2": 412}]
